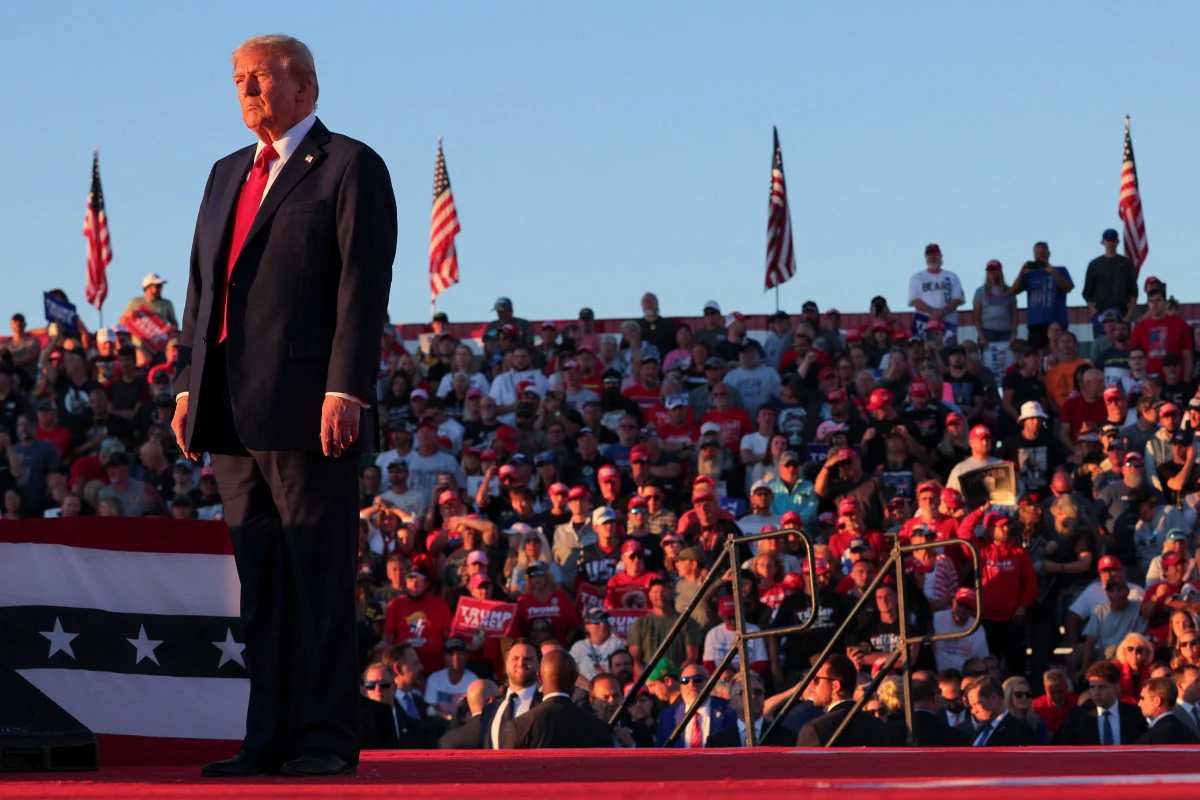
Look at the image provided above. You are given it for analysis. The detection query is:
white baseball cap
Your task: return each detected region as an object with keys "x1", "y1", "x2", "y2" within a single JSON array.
[{"x1": 142, "y1": 273, "x2": 167, "y2": 289}]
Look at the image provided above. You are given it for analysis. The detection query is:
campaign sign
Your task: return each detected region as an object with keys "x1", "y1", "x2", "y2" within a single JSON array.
[
  {"x1": 44, "y1": 292, "x2": 80, "y2": 332},
  {"x1": 575, "y1": 582, "x2": 603, "y2": 615},
  {"x1": 984, "y1": 342, "x2": 1013, "y2": 377},
  {"x1": 606, "y1": 608, "x2": 649, "y2": 639},
  {"x1": 451, "y1": 597, "x2": 516, "y2": 639},
  {"x1": 121, "y1": 306, "x2": 171, "y2": 353},
  {"x1": 911, "y1": 312, "x2": 958, "y2": 346},
  {"x1": 957, "y1": 462, "x2": 1017, "y2": 511}
]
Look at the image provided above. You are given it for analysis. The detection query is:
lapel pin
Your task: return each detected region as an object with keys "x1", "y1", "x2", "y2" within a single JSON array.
[{"x1": 304, "y1": 154, "x2": 314, "y2": 163}]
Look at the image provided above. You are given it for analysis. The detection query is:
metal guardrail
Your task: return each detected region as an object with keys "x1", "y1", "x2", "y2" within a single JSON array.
[
  {"x1": 761, "y1": 534, "x2": 983, "y2": 747},
  {"x1": 607, "y1": 527, "x2": 817, "y2": 747}
]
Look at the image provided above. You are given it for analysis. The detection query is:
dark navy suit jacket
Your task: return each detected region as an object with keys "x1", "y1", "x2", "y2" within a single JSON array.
[
  {"x1": 655, "y1": 697, "x2": 736, "y2": 748},
  {"x1": 176, "y1": 117, "x2": 396, "y2": 453}
]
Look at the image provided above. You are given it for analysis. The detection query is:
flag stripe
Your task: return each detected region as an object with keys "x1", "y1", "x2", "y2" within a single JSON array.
[
  {"x1": 83, "y1": 151, "x2": 112, "y2": 311},
  {"x1": 4, "y1": 605, "x2": 243, "y2": 677},
  {"x1": 19, "y1": 669, "x2": 249, "y2": 740},
  {"x1": 765, "y1": 128, "x2": 797, "y2": 290},
  {"x1": 0, "y1": 517, "x2": 234, "y2": 554},
  {"x1": 95, "y1": 733, "x2": 239, "y2": 767},
  {"x1": 0, "y1": 543, "x2": 239, "y2": 616}
]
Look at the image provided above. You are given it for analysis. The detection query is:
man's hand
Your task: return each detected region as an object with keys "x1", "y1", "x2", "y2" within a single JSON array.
[
  {"x1": 321, "y1": 395, "x2": 361, "y2": 457},
  {"x1": 171, "y1": 395, "x2": 200, "y2": 461}
]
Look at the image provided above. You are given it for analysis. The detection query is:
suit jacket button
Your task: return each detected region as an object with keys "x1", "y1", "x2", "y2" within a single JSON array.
[{"x1": 201, "y1": 336, "x2": 207, "y2": 345}]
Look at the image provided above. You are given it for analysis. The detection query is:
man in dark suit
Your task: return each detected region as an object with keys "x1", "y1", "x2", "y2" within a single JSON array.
[
  {"x1": 706, "y1": 674, "x2": 797, "y2": 747},
  {"x1": 887, "y1": 672, "x2": 971, "y2": 747},
  {"x1": 655, "y1": 664, "x2": 736, "y2": 748},
  {"x1": 479, "y1": 640, "x2": 542, "y2": 749},
  {"x1": 175, "y1": 35, "x2": 396, "y2": 779},
  {"x1": 964, "y1": 677, "x2": 1037, "y2": 747},
  {"x1": 513, "y1": 652, "x2": 614, "y2": 749},
  {"x1": 1053, "y1": 660, "x2": 1148, "y2": 745},
  {"x1": 1171, "y1": 664, "x2": 1200, "y2": 737},
  {"x1": 438, "y1": 679, "x2": 499, "y2": 749},
  {"x1": 1136, "y1": 677, "x2": 1200, "y2": 745},
  {"x1": 796, "y1": 654, "x2": 891, "y2": 747}
]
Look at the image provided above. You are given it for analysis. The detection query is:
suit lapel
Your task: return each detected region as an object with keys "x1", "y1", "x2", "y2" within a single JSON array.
[
  {"x1": 208, "y1": 148, "x2": 255, "y2": 280},
  {"x1": 237, "y1": 118, "x2": 331, "y2": 268}
]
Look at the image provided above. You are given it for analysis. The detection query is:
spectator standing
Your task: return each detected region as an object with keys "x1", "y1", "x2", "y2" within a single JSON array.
[
  {"x1": 1131, "y1": 279, "x2": 1194, "y2": 378},
  {"x1": 4, "y1": 314, "x2": 41, "y2": 387},
  {"x1": 382, "y1": 567, "x2": 454, "y2": 677},
  {"x1": 1043, "y1": 332, "x2": 1090, "y2": 415},
  {"x1": 908, "y1": 243, "x2": 966, "y2": 345},
  {"x1": 972, "y1": 260, "x2": 1017, "y2": 349},
  {"x1": 482, "y1": 297, "x2": 534, "y2": 349},
  {"x1": 627, "y1": 578, "x2": 702, "y2": 672},
  {"x1": 724, "y1": 345, "x2": 781, "y2": 415},
  {"x1": 122, "y1": 273, "x2": 178, "y2": 329},
  {"x1": 637, "y1": 292, "x2": 677, "y2": 357},
  {"x1": 1083, "y1": 229, "x2": 1139, "y2": 333},
  {"x1": 932, "y1": 588, "x2": 990, "y2": 673},
  {"x1": 1012, "y1": 243, "x2": 1074, "y2": 352}
]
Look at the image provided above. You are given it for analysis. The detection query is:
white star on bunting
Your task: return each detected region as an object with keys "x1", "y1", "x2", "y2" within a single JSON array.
[
  {"x1": 39, "y1": 617, "x2": 79, "y2": 660},
  {"x1": 212, "y1": 628, "x2": 246, "y2": 669},
  {"x1": 126, "y1": 624, "x2": 163, "y2": 666}
]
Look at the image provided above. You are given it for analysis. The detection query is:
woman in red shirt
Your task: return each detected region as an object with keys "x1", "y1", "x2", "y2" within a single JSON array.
[{"x1": 514, "y1": 561, "x2": 580, "y2": 645}]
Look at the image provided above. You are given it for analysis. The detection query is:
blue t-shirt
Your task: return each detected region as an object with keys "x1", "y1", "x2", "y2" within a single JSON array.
[{"x1": 1023, "y1": 266, "x2": 1072, "y2": 327}]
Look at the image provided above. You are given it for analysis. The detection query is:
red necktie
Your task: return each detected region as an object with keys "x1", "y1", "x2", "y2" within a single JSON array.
[
  {"x1": 218, "y1": 143, "x2": 279, "y2": 342},
  {"x1": 688, "y1": 716, "x2": 703, "y2": 749}
]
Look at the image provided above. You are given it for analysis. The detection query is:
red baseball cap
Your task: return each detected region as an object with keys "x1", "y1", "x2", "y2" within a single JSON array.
[
  {"x1": 827, "y1": 388, "x2": 847, "y2": 403},
  {"x1": 549, "y1": 482, "x2": 570, "y2": 496},
  {"x1": 1097, "y1": 555, "x2": 1122, "y2": 571},
  {"x1": 438, "y1": 489, "x2": 458, "y2": 506},
  {"x1": 498, "y1": 464, "x2": 518, "y2": 479},
  {"x1": 954, "y1": 588, "x2": 977, "y2": 608},
  {"x1": 866, "y1": 388, "x2": 894, "y2": 412},
  {"x1": 1103, "y1": 386, "x2": 1123, "y2": 401},
  {"x1": 846, "y1": 329, "x2": 863, "y2": 342},
  {"x1": 801, "y1": 558, "x2": 831, "y2": 575},
  {"x1": 838, "y1": 497, "x2": 859, "y2": 516},
  {"x1": 925, "y1": 319, "x2": 946, "y2": 332},
  {"x1": 985, "y1": 259, "x2": 1002, "y2": 271},
  {"x1": 1161, "y1": 402, "x2": 1182, "y2": 416},
  {"x1": 916, "y1": 480, "x2": 941, "y2": 496},
  {"x1": 941, "y1": 488, "x2": 964, "y2": 510},
  {"x1": 780, "y1": 510, "x2": 803, "y2": 529},
  {"x1": 983, "y1": 510, "x2": 1008, "y2": 530},
  {"x1": 969, "y1": 425, "x2": 992, "y2": 440},
  {"x1": 621, "y1": 539, "x2": 647, "y2": 558},
  {"x1": 630, "y1": 444, "x2": 650, "y2": 462},
  {"x1": 718, "y1": 596, "x2": 737, "y2": 618},
  {"x1": 887, "y1": 496, "x2": 909, "y2": 510},
  {"x1": 567, "y1": 485, "x2": 590, "y2": 501},
  {"x1": 500, "y1": 323, "x2": 520, "y2": 337},
  {"x1": 692, "y1": 483, "x2": 716, "y2": 502},
  {"x1": 1164, "y1": 553, "x2": 1187, "y2": 568},
  {"x1": 910, "y1": 380, "x2": 930, "y2": 397},
  {"x1": 818, "y1": 511, "x2": 835, "y2": 526},
  {"x1": 781, "y1": 573, "x2": 806, "y2": 590},
  {"x1": 945, "y1": 412, "x2": 965, "y2": 426},
  {"x1": 598, "y1": 465, "x2": 620, "y2": 481},
  {"x1": 480, "y1": 449, "x2": 500, "y2": 462},
  {"x1": 818, "y1": 367, "x2": 836, "y2": 381},
  {"x1": 628, "y1": 495, "x2": 648, "y2": 511}
]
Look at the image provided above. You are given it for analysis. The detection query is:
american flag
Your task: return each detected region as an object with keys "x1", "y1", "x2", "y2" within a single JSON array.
[
  {"x1": 429, "y1": 138, "x2": 461, "y2": 308},
  {"x1": 764, "y1": 127, "x2": 796, "y2": 290},
  {"x1": 83, "y1": 149, "x2": 112, "y2": 311},
  {"x1": 1119, "y1": 116, "x2": 1148, "y2": 274}
]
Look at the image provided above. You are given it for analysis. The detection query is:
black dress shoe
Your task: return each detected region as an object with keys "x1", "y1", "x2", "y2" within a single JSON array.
[
  {"x1": 280, "y1": 751, "x2": 356, "y2": 777},
  {"x1": 200, "y1": 752, "x2": 280, "y2": 778}
]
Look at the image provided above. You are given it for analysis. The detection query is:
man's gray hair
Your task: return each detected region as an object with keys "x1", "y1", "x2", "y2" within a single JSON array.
[{"x1": 232, "y1": 35, "x2": 319, "y2": 102}]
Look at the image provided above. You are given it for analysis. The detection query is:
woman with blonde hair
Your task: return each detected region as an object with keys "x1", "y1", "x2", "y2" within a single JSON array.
[
  {"x1": 1113, "y1": 632, "x2": 1154, "y2": 703},
  {"x1": 507, "y1": 526, "x2": 560, "y2": 594},
  {"x1": 973, "y1": 260, "x2": 1017, "y2": 349},
  {"x1": 1164, "y1": 610, "x2": 1200, "y2": 667},
  {"x1": 1002, "y1": 675, "x2": 1049, "y2": 744}
]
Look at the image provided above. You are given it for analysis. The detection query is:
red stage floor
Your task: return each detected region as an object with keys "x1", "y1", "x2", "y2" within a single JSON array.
[{"x1": 3, "y1": 748, "x2": 1200, "y2": 800}]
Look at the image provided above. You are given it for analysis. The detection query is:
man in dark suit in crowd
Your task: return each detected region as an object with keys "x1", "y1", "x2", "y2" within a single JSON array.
[
  {"x1": 796, "y1": 654, "x2": 890, "y2": 747},
  {"x1": 888, "y1": 671, "x2": 971, "y2": 747},
  {"x1": 706, "y1": 673, "x2": 796, "y2": 747},
  {"x1": 1172, "y1": 665, "x2": 1200, "y2": 737},
  {"x1": 656, "y1": 663, "x2": 736, "y2": 748},
  {"x1": 479, "y1": 640, "x2": 542, "y2": 749},
  {"x1": 438, "y1": 679, "x2": 499, "y2": 750},
  {"x1": 1054, "y1": 660, "x2": 1147, "y2": 745},
  {"x1": 358, "y1": 654, "x2": 434, "y2": 750},
  {"x1": 514, "y1": 651, "x2": 614, "y2": 749},
  {"x1": 1136, "y1": 677, "x2": 1200, "y2": 745},
  {"x1": 964, "y1": 677, "x2": 1036, "y2": 747},
  {"x1": 174, "y1": 35, "x2": 396, "y2": 779}
]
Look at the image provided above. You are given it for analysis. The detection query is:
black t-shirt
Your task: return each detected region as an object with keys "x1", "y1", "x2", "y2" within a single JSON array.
[
  {"x1": 774, "y1": 588, "x2": 848, "y2": 672},
  {"x1": 461, "y1": 419, "x2": 502, "y2": 449},
  {"x1": 1161, "y1": 379, "x2": 1196, "y2": 410},
  {"x1": 577, "y1": 542, "x2": 622, "y2": 588},
  {"x1": 566, "y1": 453, "x2": 615, "y2": 495},
  {"x1": 864, "y1": 418, "x2": 920, "y2": 473},
  {"x1": 999, "y1": 428, "x2": 1066, "y2": 495},
  {"x1": 901, "y1": 403, "x2": 947, "y2": 452},
  {"x1": 73, "y1": 411, "x2": 135, "y2": 448},
  {"x1": 943, "y1": 371, "x2": 986, "y2": 415},
  {"x1": 1001, "y1": 372, "x2": 1048, "y2": 414},
  {"x1": 1158, "y1": 462, "x2": 1200, "y2": 508},
  {"x1": 55, "y1": 375, "x2": 104, "y2": 430},
  {"x1": 0, "y1": 391, "x2": 31, "y2": 438}
]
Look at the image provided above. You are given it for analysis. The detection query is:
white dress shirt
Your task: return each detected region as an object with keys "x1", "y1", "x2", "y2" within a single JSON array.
[
  {"x1": 973, "y1": 711, "x2": 1008, "y2": 746},
  {"x1": 735, "y1": 717, "x2": 764, "y2": 746},
  {"x1": 685, "y1": 700, "x2": 714, "y2": 748},
  {"x1": 491, "y1": 683, "x2": 539, "y2": 749},
  {"x1": 1096, "y1": 701, "x2": 1121, "y2": 745},
  {"x1": 1146, "y1": 712, "x2": 1169, "y2": 729},
  {"x1": 178, "y1": 111, "x2": 364, "y2": 407}
]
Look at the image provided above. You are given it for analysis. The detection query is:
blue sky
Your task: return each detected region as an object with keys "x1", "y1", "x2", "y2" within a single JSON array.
[{"x1": 2, "y1": 2, "x2": 1197, "y2": 331}]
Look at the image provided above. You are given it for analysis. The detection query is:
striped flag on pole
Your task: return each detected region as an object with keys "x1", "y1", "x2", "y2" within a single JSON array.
[
  {"x1": 83, "y1": 149, "x2": 112, "y2": 311},
  {"x1": 429, "y1": 138, "x2": 461, "y2": 311},
  {"x1": 764, "y1": 127, "x2": 796, "y2": 291},
  {"x1": 1119, "y1": 116, "x2": 1148, "y2": 274}
]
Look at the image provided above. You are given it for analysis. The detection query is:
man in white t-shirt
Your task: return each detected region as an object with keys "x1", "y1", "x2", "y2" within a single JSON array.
[
  {"x1": 933, "y1": 588, "x2": 990, "y2": 673},
  {"x1": 909, "y1": 243, "x2": 965, "y2": 345},
  {"x1": 489, "y1": 346, "x2": 548, "y2": 425},
  {"x1": 703, "y1": 596, "x2": 768, "y2": 676},
  {"x1": 739, "y1": 406, "x2": 776, "y2": 494},
  {"x1": 737, "y1": 481, "x2": 783, "y2": 537},
  {"x1": 724, "y1": 345, "x2": 781, "y2": 416},
  {"x1": 568, "y1": 607, "x2": 628, "y2": 682},
  {"x1": 422, "y1": 638, "x2": 480, "y2": 720}
]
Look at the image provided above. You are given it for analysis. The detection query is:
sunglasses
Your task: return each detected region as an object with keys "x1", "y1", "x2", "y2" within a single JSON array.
[
  {"x1": 644, "y1": 493, "x2": 663, "y2": 500},
  {"x1": 527, "y1": 570, "x2": 547, "y2": 578},
  {"x1": 1123, "y1": 645, "x2": 1147, "y2": 653},
  {"x1": 363, "y1": 681, "x2": 394, "y2": 690},
  {"x1": 1011, "y1": 691, "x2": 1032, "y2": 700},
  {"x1": 1180, "y1": 640, "x2": 1200, "y2": 648},
  {"x1": 679, "y1": 675, "x2": 707, "y2": 685}
]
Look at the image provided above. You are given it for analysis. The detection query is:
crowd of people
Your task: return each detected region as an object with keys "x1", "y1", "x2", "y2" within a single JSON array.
[{"x1": 5, "y1": 230, "x2": 1200, "y2": 748}]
